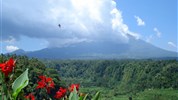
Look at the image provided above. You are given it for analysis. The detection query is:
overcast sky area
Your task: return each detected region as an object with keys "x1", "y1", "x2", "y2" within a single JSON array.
[{"x1": 0, "y1": 0, "x2": 177, "y2": 53}]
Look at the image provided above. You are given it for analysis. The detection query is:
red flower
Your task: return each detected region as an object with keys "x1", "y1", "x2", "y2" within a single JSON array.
[
  {"x1": 69, "y1": 84, "x2": 80, "y2": 92},
  {"x1": 0, "y1": 63, "x2": 5, "y2": 68},
  {"x1": 0, "y1": 58, "x2": 15, "y2": 77},
  {"x1": 49, "y1": 81, "x2": 55, "y2": 88},
  {"x1": 6, "y1": 58, "x2": 15, "y2": 67},
  {"x1": 46, "y1": 77, "x2": 52, "y2": 82},
  {"x1": 36, "y1": 75, "x2": 55, "y2": 93},
  {"x1": 46, "y1": 81, "x2": 55, "y2": 93},
  {"x1": 38, "y1": 75, "x2": 46, "y2": 80},
  {"x1": 36, "y1": 81, "x2": 46, "y2": 89},
  {"x1": 25, "y1": 93, "x2": 35, "y2": 100},
  {"x1": 54, "y1": 87, "x2": 67, "y2": 99}
]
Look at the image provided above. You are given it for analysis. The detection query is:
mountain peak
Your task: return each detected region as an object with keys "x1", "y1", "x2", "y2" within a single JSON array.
[{"x1": 11, "y1": 39, "x2": 177, "y2": 59}]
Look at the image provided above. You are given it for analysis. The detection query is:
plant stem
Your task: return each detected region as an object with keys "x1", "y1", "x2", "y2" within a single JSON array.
[{"x1": 1, "y1": 73, "x2": 8, "y2": 100}]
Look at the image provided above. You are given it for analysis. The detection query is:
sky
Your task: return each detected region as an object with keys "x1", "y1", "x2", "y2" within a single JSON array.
[{"x1": 0, "y1": 0, "x2": 177, "y2": 53}]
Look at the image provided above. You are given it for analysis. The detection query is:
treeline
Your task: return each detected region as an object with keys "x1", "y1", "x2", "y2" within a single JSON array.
[{"x1": 44, "y1": 59, "x2": 178, "y2": 94}]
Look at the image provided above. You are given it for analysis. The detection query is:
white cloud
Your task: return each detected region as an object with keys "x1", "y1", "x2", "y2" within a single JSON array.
[
  {"x1": 146, "y1": 35, "x2": 153, "y2": 43},
  {"x1": 2, "y1": 0, "x2": 140, "y2": 47},
  {"x1": 6, "y1": 45, "x2": 19, "y2": 52},
  {"x1": 153, "y1": 28, "x2": 161, "y2": 38},
  {"x1": 168, "y1": 42, "x2": 177, "y2": 48},
  {"x1": 134, "y1": 16, "x2": 145, "y2": 26},
  {"x1": 146, "y1": 27, "x2": 162, "y2": 42},
  {"x1": 110, "y1": 8, "x2": 140, "y2": 40}
]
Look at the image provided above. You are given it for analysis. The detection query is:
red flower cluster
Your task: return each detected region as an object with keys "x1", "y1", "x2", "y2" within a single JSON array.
[
  {"x1": 36, "y1": 75, "x2": 55, "y2": 93},
  {"x1": 54, "y1": 87, "x2": 67, "y2": 99},
  {"x1": 0, "y1": 58, "x2": 15, "y2": 77},
  {"x1": 25, "y1": 93, "x2": 35, "y2": 100},
  {"x1": 69, "y1": 84, "x2": 80, "y2": 92}
]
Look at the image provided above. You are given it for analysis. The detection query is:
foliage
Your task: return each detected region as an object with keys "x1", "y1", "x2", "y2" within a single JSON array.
[
  {"x1": 0, "y1": 57, "x2": 29, "y2": 100},
  {"x1": 133, "y1": 89, "x2": 178, "y2": 100},
  {"x1": 0, "y1": 54, "x2": 101, "y2": 100},
  {"x1": 1, "y1": 54, "x2": 177, "y2": 99},
  {"x1": 44, "y1": 59, "x2": 178, "y2": 98},
  {"x1": 69, "y1": 87, "x2": 79, "y2": 100},
  {"x1": 12, "y1": 69, "x2": 29, "y2": 100}
]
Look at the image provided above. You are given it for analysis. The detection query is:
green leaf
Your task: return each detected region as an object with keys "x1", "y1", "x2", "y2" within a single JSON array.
[
  {"x1": 79, "y1": 96, "x2": 84, "y2": 100},
  {"x1": 79, "y1": 93, "x2": 88, "y2": 100},
  {"x1": 12, "y1": 69, "x2": 29, "y2": 100},
  {"x1": 69, "y1": 86, "x2": 79, "y2": 100},
  {"x1": 4, "y1": 95, "x2": 7, "y2": 100},
  {"x1": 83, "y1": 94, "x2": 88, "y2": 100},
  {"x1": 0, "y1": 93, "x2": 7, "y2": 100},
  {"x1": 0, "y1": 93, "x2": 2, "y2": 100},
  {"x1": 92, "y1": 92, "x2": 100, "y2": 100}
]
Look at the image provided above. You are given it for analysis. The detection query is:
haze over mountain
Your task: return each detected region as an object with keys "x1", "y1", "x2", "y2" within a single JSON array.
[{"x1": 11, "y1": 36, "x2": 177, "y2": 59}]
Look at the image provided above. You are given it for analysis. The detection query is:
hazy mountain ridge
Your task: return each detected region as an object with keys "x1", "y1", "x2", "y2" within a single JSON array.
[{"x1": 11, "y1": 38, "x2": 177, "y2": 59}]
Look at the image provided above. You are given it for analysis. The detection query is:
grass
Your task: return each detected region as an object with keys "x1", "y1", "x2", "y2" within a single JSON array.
[
  {"x1": 80, "y1": 87, "x2": 178, "y2": 100},
  {"x1": 133, "y1": 89, "x2": 178, "y2": 100}
]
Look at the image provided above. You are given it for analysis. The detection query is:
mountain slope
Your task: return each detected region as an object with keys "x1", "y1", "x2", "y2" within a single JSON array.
[{"x1": 12, "y1": 38, "x2": 177, "y2": 59}]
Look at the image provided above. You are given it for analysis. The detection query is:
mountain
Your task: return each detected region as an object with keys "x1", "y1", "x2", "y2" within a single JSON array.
[
  {"x1": 12, "y1": 49, "x2": 27, "y2": 55},
  {"x1": 11, "y1": 38, "x2": 177, "y2": 59}
]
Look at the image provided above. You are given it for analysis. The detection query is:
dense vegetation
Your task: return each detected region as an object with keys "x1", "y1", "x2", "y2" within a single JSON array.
[
  {"x1": 44, "y1": 59, "x2": 178, "y2": 99},
  {"x1": 1, "y1": 54, "x2": 178, "y2": 99},
  {"x1": 0, "y1": 54, "x2": 64, "y2": 99}
]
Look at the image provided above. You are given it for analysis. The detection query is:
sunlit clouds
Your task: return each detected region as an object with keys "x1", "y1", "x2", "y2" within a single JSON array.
[
  {"x1": 2, "y1": 0, "x2": 140, "y2": 48},
  {"x1": 153, "y1": 27, "x2": 161, "y2": 38},
  {"x1": 134, "y1": 16, "x2": 145, "y2": 26},
  {"x1": 6, "y1": 45, "x2": 19, "y2": 52}
]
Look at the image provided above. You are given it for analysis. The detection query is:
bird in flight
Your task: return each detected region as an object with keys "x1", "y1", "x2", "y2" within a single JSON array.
[{"x1": 58, "y1": 24, "x2": 61, "y2": 28}]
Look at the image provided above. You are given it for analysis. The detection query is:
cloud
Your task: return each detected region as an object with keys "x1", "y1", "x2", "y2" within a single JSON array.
[
  {"x1": 111, "y1": 8, "x2": 140, "y2": 40},
  {"x1": 4, "y1": 36, "x2": 16, "y2": 44},
  {"x1": 134, "y1": 16, "x2": 145, "y2": 26},
  {"x1": 2, "y1": 0, "x2": 140, "y2": 47},
  {"x1": 146, "y1": 27, "x2": 162, "y2": 42},
  {"x1": 146, "y1": 35, "x2": 153, "y2": 43},
  {"x1": 153, "y1": 27, "x2": 161, "y2": 38},
  {"x1": 48, "y1": 37, "x2": 92, "y2": 47},
  {"x1": 5, "y1": 45, "x2": 19, "y2": 52},
  {"x1": 168, "y1": 42, "x2": 177, "y2": 48}
]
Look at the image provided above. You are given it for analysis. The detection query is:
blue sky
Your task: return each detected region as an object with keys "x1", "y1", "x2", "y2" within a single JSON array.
[
  {"x1": 0, "y1": 0, "x2": 177, "y2": 53},
  {"x1": 116, "y1": 0, "x2": 177, "y2": 52}
]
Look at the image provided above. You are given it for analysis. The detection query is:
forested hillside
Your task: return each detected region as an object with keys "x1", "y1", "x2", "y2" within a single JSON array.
[
  {"x1": 44, "y1": 59, "x2": 178, "y2": 99},
  {"x1": 1, "y1": 54, "x2": 177, "y2": 99}
]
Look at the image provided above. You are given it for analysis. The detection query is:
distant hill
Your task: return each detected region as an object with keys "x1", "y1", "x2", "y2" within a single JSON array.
[{"x1": 11, "y1": 37, "x2": 177, "y2": 59}]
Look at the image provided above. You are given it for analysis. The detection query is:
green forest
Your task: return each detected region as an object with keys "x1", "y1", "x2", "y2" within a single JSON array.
[
  {"x1": 44, "y1": 59, "x2": 178, "y2": 100},
  {"x1": 0, "y1": 54, "x2": 178, "y2": 100}
]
